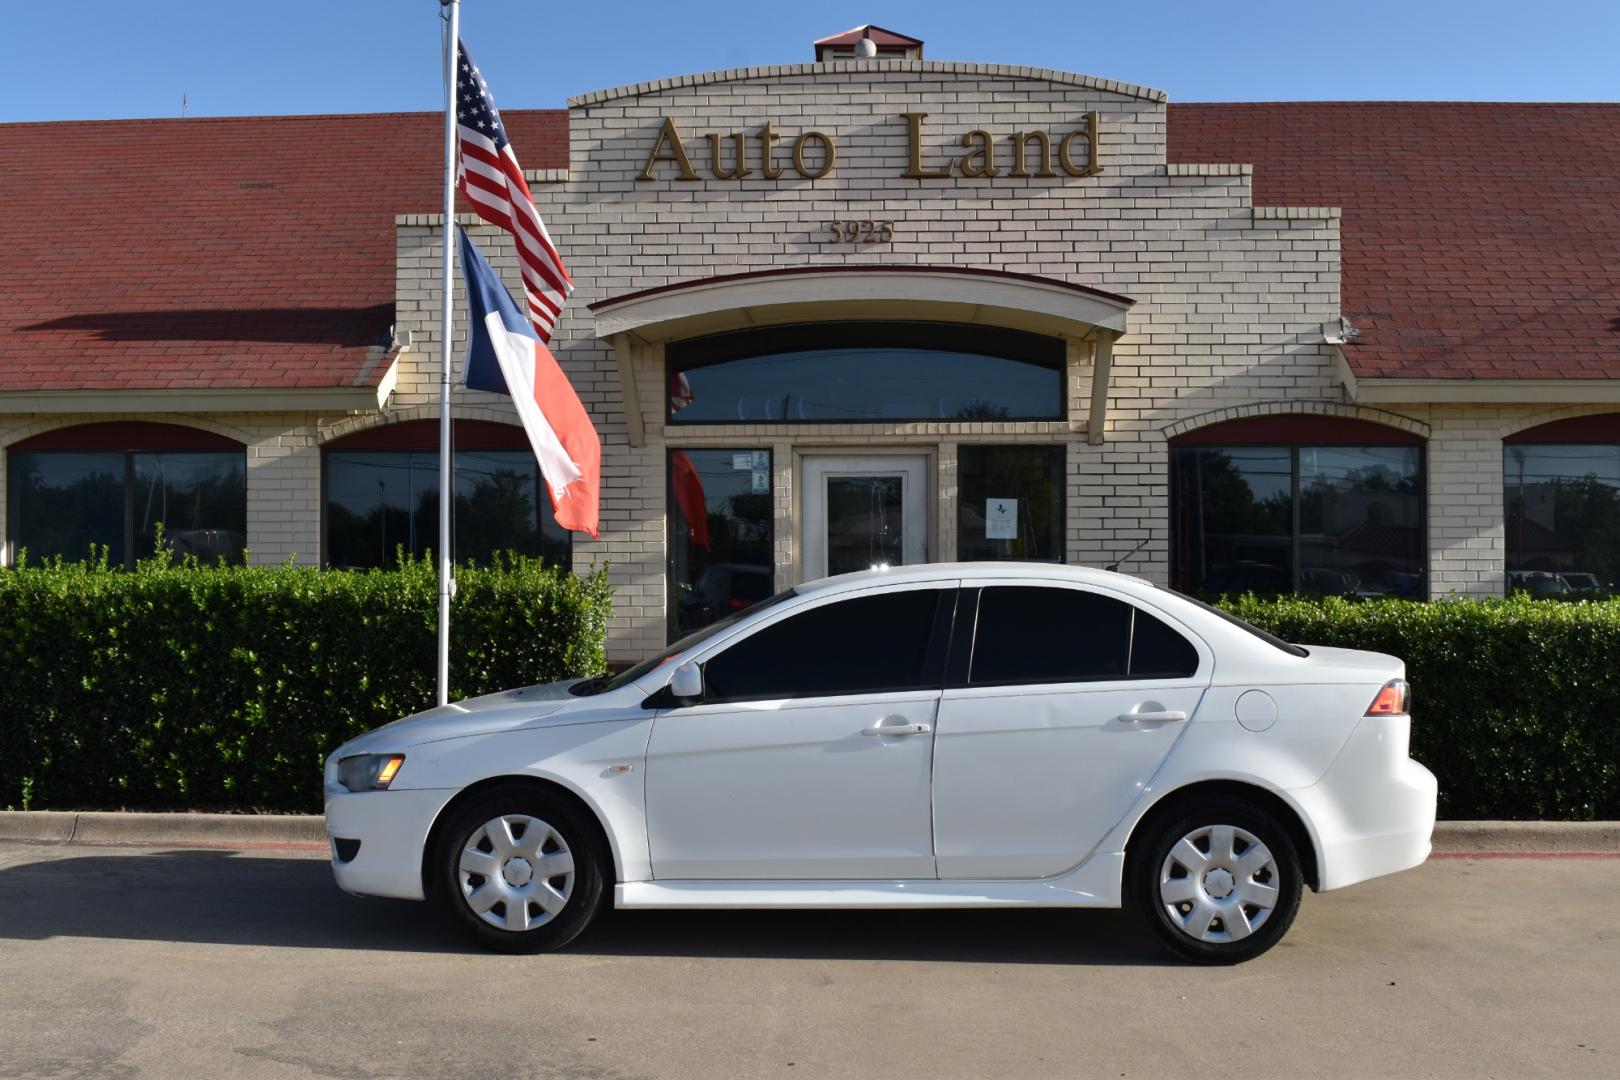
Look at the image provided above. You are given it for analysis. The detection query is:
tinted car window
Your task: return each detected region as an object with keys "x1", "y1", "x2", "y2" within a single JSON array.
[
  {"x1": 703, "y1": 589, "x2": 946, "y2": 701},
  {"x1": 1128, "y1": 609, "x2": 1201, "y2": 678},
  {"x1": 970, "y1": 587, "x2": 1131, "y2": 685}
]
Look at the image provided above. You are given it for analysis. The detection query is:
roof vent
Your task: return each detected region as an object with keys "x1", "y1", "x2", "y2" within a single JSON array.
[{"x1": 814, "y1": 24, "x2": 924, "y2": 62}]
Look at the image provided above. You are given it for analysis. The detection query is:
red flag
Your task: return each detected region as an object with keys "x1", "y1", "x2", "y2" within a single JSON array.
[
  {"x1": 531, "y1": 340, "x2": 600, "y2": 537},
  {"x1": 670, "y1": 451, "x2": 710, "y2": 549},
  {"x1": 670, "y1": 370, "x2": 694, "y2": 413}
]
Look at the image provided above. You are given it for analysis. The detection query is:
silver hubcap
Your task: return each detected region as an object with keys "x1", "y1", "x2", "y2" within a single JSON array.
[
  {"x1": 1159, "y1": 824, "x2": 1279, "y2": 944},
  {"x1": 458, "y1": 814, "x2": 575, "y2": 933}
]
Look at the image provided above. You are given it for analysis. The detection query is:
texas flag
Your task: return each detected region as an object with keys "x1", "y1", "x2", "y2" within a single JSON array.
[{"x1": 459, "y1": 227, "x2": 600, "y2": 537}]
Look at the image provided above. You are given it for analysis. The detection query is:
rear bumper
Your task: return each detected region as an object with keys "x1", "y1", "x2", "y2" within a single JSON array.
[
  {"x1": 1288, "y1": 716, "x2": 1438, "y2": 892},
  {"x1": 323, "y1": 784, "x2": 456, "y2": 901}
]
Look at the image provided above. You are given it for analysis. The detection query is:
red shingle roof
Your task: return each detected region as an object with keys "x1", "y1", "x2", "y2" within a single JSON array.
[
  {"x1": 1168, "y1": 102, "x2": 1620, "y2": 381},
  {"x1": 0, "y1": 110, "x2": 565, "y2": 392},
  {"x1": 3, "y1": 100, "x2": 1617, "y2": 393}
]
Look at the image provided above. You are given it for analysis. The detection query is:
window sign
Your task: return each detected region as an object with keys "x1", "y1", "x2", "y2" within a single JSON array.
[{"x1": 985, "y1": 498, "x2": 1018, "y2": 540}]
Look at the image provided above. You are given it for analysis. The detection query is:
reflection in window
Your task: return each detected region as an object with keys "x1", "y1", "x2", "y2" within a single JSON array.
[
  {"x1": 971, "y1": 586, "x2": 1131, "y2": 684},
  {"x1": 825, "y1": 475, "x2": 903, "y2": 576},
  {"x1": 667, "y1": 322, "x2": 1064, "y2": 424},
  {"x1": 1505, "y1": 444, "x2": 1620, "y2": 595},
  {"x1": 1171, "y1": 447, "x2": 1292, "y2": 595},
  {"x1": 323, "y1": 450, "x2": 569, "y2": 570},
  {"x1": 1172, "y1": 444, "x2": 1423, "y2": 598},
  {"x1": 134, "y1": 454, "x2": 248, "y2": 563},
  {"x1": 701, "y1": 589, "x2": 944, "y2": 702},
  {"x1": 966, "y1": 586, "x2": 1199, "y2": 684},
  {"x1": 957, "y1": 445, "x2": 1065, "y2": 562},
  {"x1": 668, "y1": 449, "x2": 775, "y2": 641},
  {"x1": 8, "y1": 449, "x2": 245, "y2": 568}
]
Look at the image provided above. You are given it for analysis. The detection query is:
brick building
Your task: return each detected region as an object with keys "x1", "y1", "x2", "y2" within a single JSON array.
[{"x1": 4, "y1": 28, "x2": 1620, "y2": 664}]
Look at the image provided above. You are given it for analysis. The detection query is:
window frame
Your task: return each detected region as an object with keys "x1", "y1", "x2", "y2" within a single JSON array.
[
  {"x1": 6, "y1": 422, "x2": 246, "y2": 570},
  {"x1": 664, "y1": 320, "x2": 1068, "y2": 426},
  {"x1": 1169, "y1": 436, "x2": 1428, "y2": 598},
  {"x1": 949, "y1": 583, "x2": 1208, "y2": 690},
  {"x1": 318, "y1": 420, "x2": 570, "y2": 571}
]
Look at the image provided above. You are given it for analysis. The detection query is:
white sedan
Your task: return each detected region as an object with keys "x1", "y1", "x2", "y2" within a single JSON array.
[{"x1": 324, "y1": 563, "x2": 1436, "y2": 963}]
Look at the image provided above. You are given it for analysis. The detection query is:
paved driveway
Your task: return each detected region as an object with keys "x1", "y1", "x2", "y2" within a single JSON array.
[{"x1": 0, "y1": 841, "x2": 1615, "y2": 1079}]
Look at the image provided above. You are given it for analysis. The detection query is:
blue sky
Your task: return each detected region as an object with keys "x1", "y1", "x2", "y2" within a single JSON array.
[{"x1": 7, "y1": 0, "x2": 1619, "y2": 122}]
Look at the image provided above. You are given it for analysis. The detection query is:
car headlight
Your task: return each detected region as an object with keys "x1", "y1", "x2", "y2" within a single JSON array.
[{"x1": 338, "y1": 753, "x2": 406, "y2": 792}]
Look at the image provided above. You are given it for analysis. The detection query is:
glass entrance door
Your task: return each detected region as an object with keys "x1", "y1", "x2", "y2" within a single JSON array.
[{"x1": 801, "y1": 455, "x2": 929, "y2": 580}]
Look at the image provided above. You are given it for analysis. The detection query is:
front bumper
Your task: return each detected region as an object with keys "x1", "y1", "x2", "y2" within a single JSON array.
[
  {"x1": 324, "y1": 784, "x2": 457, "y2": 901},
  {"x1": 1288, "y1": 715, "x2": 1438, "y2": 892}
]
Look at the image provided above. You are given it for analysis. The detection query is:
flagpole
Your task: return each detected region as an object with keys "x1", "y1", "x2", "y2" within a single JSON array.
[{"x1": 436, "y1": 0, "x2": 461, "y2": 706}]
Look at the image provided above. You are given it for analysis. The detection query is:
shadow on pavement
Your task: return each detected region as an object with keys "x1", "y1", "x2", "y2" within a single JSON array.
[{"x1": 0, "y1": 846, "x2": 1169, "y2": 965}]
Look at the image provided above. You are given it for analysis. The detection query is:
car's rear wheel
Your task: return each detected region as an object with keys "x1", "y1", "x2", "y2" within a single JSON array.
[
  {"x1": 1130, "y1": 796, "x2": 1303, "y2": 964},
  {"x1": 433, "y1": 783, "x2": 607, "y2": 953}
]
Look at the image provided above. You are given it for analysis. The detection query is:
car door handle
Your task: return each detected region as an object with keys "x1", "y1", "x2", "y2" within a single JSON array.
[
  {"x1": 1118, "y1": 709, "x2": 1187, "y2": 723},
  {"x1": 863, "y1": 721, "x2": 932, "y2": 736}
]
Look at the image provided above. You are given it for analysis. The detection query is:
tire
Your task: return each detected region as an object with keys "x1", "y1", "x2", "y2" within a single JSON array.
[
  {"x1": 1129, "y1": 796, "x2": 1304, "y2": 964},
  {"x1": 432, "y1": 782, "x2": 608, "y2": 954}
]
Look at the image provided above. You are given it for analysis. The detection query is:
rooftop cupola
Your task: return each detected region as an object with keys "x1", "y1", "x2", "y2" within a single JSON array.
[{"x1": 813, "y1": 25, "x2": 924, "y2": 61}]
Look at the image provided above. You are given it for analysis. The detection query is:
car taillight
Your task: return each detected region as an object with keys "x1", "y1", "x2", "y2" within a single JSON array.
[{"x1": 1366, "y1": 679, "x2": 1410, "y2": 716}]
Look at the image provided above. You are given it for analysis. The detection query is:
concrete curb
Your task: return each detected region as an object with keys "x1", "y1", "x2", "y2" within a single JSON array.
[
  {"x1": 0, "y1": 811, "x2": 325, "y2": 847},
  {"x1": 1431, "y1": 820, "x2": 1620, "y2": 854},
  {"x1": 2, "y1": 811, "x2": 1618, "y2": 853}
]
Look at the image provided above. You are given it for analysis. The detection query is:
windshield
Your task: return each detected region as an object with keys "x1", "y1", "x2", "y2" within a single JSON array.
[
  {"x1": 1171, "y1": 590, "x2": 1310, "y2": 658},
  {"x1": 571, "y1": 588, "x2": 799, "y2": 696}
]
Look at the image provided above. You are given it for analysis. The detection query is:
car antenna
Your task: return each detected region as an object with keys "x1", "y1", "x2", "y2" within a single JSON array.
[{"x1": 1106, "y1": 537, "x2": 1151, "y2": 574}]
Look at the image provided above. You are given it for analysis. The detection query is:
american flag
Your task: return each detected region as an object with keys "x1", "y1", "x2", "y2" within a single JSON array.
[{"x1": 455, "y1": 40, "x2": 572, "y2": 342}]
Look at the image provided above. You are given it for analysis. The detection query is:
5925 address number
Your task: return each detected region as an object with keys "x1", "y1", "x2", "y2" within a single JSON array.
[{"x1": 825, "y1": 219, "x2": 895, "y2": 244}]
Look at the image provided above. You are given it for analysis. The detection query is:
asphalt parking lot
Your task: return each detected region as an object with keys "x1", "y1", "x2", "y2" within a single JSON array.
[{"x1": 0, "y1": 841, "x2": 1615, "y2": 1080}]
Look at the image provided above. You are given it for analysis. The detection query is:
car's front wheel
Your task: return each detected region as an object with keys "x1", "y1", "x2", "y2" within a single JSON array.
[
  {"x1": 433, "y1": 783, "x2": 607, "y2": 954},
  {"x1": 1130, "y1": 796, "x2": 1303, "y2": 964}
]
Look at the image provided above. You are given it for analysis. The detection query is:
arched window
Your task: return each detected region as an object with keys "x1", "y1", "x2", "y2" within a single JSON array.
[
  {"x1": 6, "y1": 422, "x2": 247, "y2": 568},
  {"x1": 666, "y1": 321, "x2": 1066, "y2": 424},
  {"x1": 322, "y1": 420, "x2": 569, "y2": 570},
  {"x1": 1170, "y1": 415, "x2": 1425, "y2": 598},
  {"x1": 1504, "y1": 414, "x2": 1620, "y2": 595}
]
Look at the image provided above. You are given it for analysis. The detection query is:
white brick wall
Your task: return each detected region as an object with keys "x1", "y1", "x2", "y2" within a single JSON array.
[
  {"x1": 519, "y1": 63, "x2": 1349, "y2": 659},
  {"x1": 378, "y1": 63, "x2": 1543, "y2": 660},
  {"x1": 4, "y1": 61, "x2": 1606, "y2": 665}
]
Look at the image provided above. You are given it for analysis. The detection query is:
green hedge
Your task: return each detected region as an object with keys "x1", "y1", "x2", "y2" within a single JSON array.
[
  {"x1": 4, "y1": 560, "x2": 1613, "y2": 820},
  {"x1": 1220, "y1": 594, "x2": 1620, "y2": 820},
  {"x1": 0, "y1": 553, "x2": 610, "y2": 813}
]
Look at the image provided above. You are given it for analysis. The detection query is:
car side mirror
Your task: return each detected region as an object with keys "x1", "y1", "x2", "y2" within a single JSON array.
[{"x1": 668, "y1": 662, "x2": 704, "y2": 702}]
